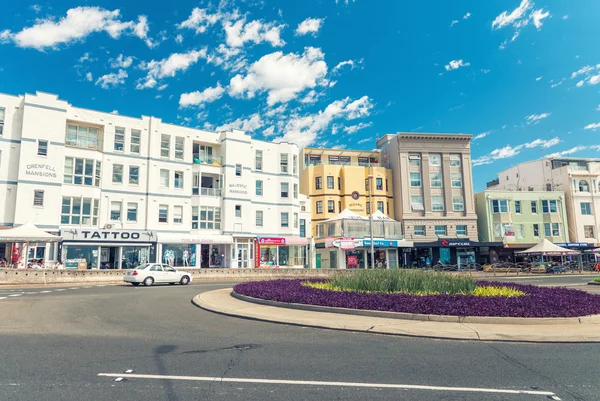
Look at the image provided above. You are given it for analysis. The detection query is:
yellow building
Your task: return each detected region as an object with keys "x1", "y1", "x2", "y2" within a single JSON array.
[{"x1": 299, "y1": 148, "x2": 395, "y2": 237}]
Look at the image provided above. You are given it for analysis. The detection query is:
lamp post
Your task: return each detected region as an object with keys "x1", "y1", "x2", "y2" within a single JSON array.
[{"x1": 368, "y1": 174, "x2": 375, "y2": 269}]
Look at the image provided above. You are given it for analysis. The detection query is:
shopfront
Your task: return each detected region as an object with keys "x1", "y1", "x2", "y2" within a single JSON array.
[
  {"x1": 59, "y1": 229, "x2": 157, "y2": 269},
  {"x1": 409, "y1": 239, "x2": 503, "y2": 268},
  {"x1": 255, "y1": 237, "x2": 309, "y2": 268},
  {"x1": 157, "y1": 233, "x2": 233, "y2": 268},
  {"x1": 317, "y1": 238, "x2": 412, "y2": 269}
]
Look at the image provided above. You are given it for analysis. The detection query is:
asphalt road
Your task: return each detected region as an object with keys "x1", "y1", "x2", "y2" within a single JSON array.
[{"x1": 0, "y1": 280, "x2": 598, "y2": 401}]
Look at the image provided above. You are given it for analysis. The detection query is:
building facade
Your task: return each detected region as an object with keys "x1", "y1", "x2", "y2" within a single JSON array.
[
  {"x1": 487, "y1": 158, "x2": 600, "y2": 249},
  {"x1": 377, "y1": 133, "x2": 482, "y2": 268},
  {"x1": 0, "y1": 91, "x2": 307, "y2": 269}
]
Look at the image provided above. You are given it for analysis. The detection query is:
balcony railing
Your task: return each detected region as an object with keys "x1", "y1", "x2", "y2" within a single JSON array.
[
  {"x1": 193, "y1": 187, "x2": 222, "y2": 197},
  {"x1": 193, "y1": 153, "x2": 222, "y2": 166},
  {"x1": 305, "y1": 160, "x2": 380, "y2": 168}
]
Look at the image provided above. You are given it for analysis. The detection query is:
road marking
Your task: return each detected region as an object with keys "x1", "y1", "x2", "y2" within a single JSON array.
[
  {"x1": 68, "y1": 287, "x2": 79, "y2": 290},
  {"x1": 8, "y1": 294, "x2": 23, "y2": 297},
  {"x1": 96, "y1": 285, "x2": 106, "y2": 287},
  {"x1": 39, "y1": 291, "x2": 52, "y2": 294},
  {"x1": 24, "y1": 292, "x2": 38, "y2": 295},
  {"x1": 97, "y1": 373, "x2": 557, "y2": 397},
  {"x1": 55, "y1": 289, "x2": 66, "y2": 291},
  {"x1": 0, "y1": 297, "x2": 6, "y2": 300}
]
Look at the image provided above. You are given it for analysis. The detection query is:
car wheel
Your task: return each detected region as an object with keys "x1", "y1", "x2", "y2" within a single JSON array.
[
  {"x1": 143, "y1": 277, "x2": 154, "y2": 286},
  {"x1": 169, "y1": 282, "x2": 175, "y2": 285},
  {"x1": 180, "y1": 276, "x2": 190, "y2": 285},
  {"x1": 131, "y1": 282, "x2": 140, "y2": 286}
]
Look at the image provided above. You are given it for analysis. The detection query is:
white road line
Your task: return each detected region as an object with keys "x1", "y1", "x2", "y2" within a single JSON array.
[
  {"x1": 0, "y1": 297, "x2": 6, "y2": 300},
  {"x1": 39, "y1": 291, "x2": 52, "y2": 293},
  {"x1": 55, "y1": 289, "x2": 66, "y2": 291},
  {"x1": 8, "y1": 294, "x2": 22, "y2": 297},
  {"x1": 97, "y1": 373, "x2": 557, "y2": 397},
  {"x1": 68, "y1": 287, "x2": 79, "y2": 290},
  {"x1": 95, "y1": 285, "x2": 106, "y2": 287},
  {"x1": 24, "y1": 292, "x2": 38, "y2": 295}
]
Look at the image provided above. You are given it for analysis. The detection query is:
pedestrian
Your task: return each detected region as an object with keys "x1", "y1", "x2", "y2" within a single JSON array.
[
  {"x1": 54, "y1": 260, "x2": 64, "y2": 269},
  {"x1": 437, "y1": 258, "x2": 441, "y2": 265},
  {"x1": 426, "y1": 256, "x2": 431, "y2": 268}
]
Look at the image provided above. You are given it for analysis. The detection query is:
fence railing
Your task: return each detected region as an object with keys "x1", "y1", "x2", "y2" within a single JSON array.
[
  {"x1": 192, "y1": 187, "x2": 222, "y2": 197},
  {"x1": 193, "y1": 154, "x2": 222, "y2": 165}
]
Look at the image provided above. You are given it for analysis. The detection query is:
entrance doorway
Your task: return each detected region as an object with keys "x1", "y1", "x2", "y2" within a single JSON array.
[
  {"x1": 100, "y1": 247, "x2": 120, "y2": 269},
  {"x1": 457, "y1": 249, "x2": 476, "y2": 269}
]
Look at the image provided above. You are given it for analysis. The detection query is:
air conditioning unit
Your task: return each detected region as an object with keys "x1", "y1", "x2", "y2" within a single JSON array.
[{"x1": 104, "y1": 224, "x2": 113, "y2": 229}]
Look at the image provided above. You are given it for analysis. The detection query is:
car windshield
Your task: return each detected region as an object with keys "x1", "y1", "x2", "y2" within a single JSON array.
[{"x1": 135, "y1": 264, "x2": 151, "y2": 270}]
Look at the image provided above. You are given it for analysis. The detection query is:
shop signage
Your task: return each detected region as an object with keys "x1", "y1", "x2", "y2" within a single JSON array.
[
  {"x1": 348, "y1": 202, "x2": 364, "y2": 213},
  {"x1": 62, "y1": 229, "x2": 155, "y2": 242},
  {"x1": 228, "y1": 183, "x2": 248, "y2": 195},
  {"x1": 362, "y1": 239, "x2": 399, "y2": 248},
  {"x1": 440, "y1": 240, "x2": 473, "y2": 247},
  {"x1": 25, "y1": 164, "x2": 57, "y2": 179},
  {"x1": 254, "y1": 238, "x2": 260, "y2": 268},
  {"x1": 325, "y1": 236, "x2": 335, "y2": 248},
  {"x1": 258, "y1": 237, "x2": 286, "y2": 245},
  {"x1": 347, "y1": 255, "x2": 359, "y2": 267},
  {"x1": 332, "y1": 238, "x2": 357, "y2": 250},
  {"x1": 555, "y1": 242, "x2": 591, "y2": 248}
]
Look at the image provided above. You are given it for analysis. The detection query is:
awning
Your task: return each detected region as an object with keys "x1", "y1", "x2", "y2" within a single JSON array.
[
  {"x1": 283, "y1": 236, "x2": 309, "y2": 245},
  {"x1": 515, "y1": 238, "x2": 580, "y2": 256},
  {"x1": 0, "y1": 222, "x2": 62, "y2": 243},
  {"x1": 257, "y1": 237, "x2": 309, "y2": 245},
  {"x1": 157, "y1": 233, "x2": 234, "y2": 244},
  {"x1": 324, "y1": 208, "x2": 368, "y2": 222}
]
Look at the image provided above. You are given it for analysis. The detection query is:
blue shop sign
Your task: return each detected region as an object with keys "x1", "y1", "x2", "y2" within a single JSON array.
[
  {"x1": 362, "y1": 239, "x2": 399, "y2": 248},
  {"x1": 555, "y1": 242, "x2": 591, "y2": 248}
]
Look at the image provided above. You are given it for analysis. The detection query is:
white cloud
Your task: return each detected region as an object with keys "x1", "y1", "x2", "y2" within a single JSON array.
[
  {"x1": 216, "y1": 113, "x2": 264, "y2": 132},
  {"x1": 481, "y1": 69, "x2": 491, "y2": 74},
  {"x1": 492, "y1": 0, "x2": 532, "y2": 30},
  {"x1": 1, "y1": 7, "x2": 152, "y2": 50},
  {"x1": 525, "y1": 137, "x2": 560, "y2": 149},
  {"x1": 137, "y1": 48, "x2": 207, "y2": 89},
  {"x1": 492, "y1": 1, "x2": 551, "y2": 49},
  {"x1": 596, "y1": 105, "x2": 600, "y2": 111},
  {"x1": 343, "y1": 122, "x2": 372, "y2": 134},
  {"x1": 110, "y1": 110, "x2": 118, "y2": 115},
  {"x1": 177, "y1": 8, "x2": 222, "y2": 34},
  {"x1": 473, "y1": 131, "x2": 491, "y2": 140},
  {"x1": 109, "y1": 54, "x2": 133, "y2": 69},
  {"x1": 472, "y1": 136, "x2": 560, "y2": 166},
  {"x1": 444, "y1": 59, "x2": 470, "y2": 71},
  {"x1": 562, "y1": 15, "x2": 568, "y2": 20},
  {"x1": 535, "y1": 76, "x2": 542, "y2": 81},
  {"x1": 29, "y1": 5, "x2": 43, "y2": 13},
  {"x1": 550, "y1": 78, "x2": 565, "y2": 88},
  {"x1": 357, "y1": 137, "x2": 371, "y2": 145},
  {"x1": 450, "y1": 20, "x2": 459, "y2": 28},
  {"x1": 157, "y1": 84, "x2": 168, "y2": 91},
  {"x1": 179, "y1": 83, "x2": 225, "y2": 107},
  {"x1": 296, "y1": 17, "x2": 324, "y2": 36},
  {"x1": 531, "y1": 8, "x2": 550, "y2": 29},
  {"x1": 224, "y1": 18, "x2": 285, "y2": 48},
  {"x1": 300, "y1": 90, "x2": 320, "y2": 104},
  {"x1": 229, "y1": 47, "x2": 327, "y2": 105},
  {"x1": 263, "y1": 126, "x2": 276, "y2": 137},
  {"x1": 85, "y1": 72, "x2": 93, "y2": 82},
  {"x1": 571, "y1": 64, "x2": 600, "y2": 87},
  {"x1": 95, "y1": 69, "x2": 127, "y2": 89},
  {"x1": 175, "y1": 34, "x2": 183, "y2": 44},
  {"x1": 463, "y1": 12, "x2": 471, "y2": 19},
  {"x1": 332, "y1": 58, "x2": 362, "y2": 73},
  {"x1": 545, "y1": 146, "x2": 588, "y2": 158},
  {"x1": 584, "y1": 123, "x2": 600, "y2": 130},
  {"x1": 78, "y1": 52, "x2": 95, "y2": 63},
  {"x1": 525, "y1": 112, "x2": 551, "y2": 123}
]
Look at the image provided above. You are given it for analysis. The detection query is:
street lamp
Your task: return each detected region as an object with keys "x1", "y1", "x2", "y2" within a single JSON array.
[{"x1": 368, "y1": 174, "x2": 375, "y2": 269}]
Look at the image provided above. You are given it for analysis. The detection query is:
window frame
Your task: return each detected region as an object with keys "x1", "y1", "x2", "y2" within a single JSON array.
[
  {"x1": 280, "y1": 212, "x2": 289, "y2": 228},
  {"x1": 173, "y1": 205, "x2": 183, "y2": 224},
  {"x1": 450, "y1": 172, "x2": 462, "y2": 188},
  {"x1": 429, "y1": 154, "x2": 442, "y2": 166},
  {"x1": 581, "y1": 202, "x2": 592, "y2": 215},
  {"x1": 37, "y1": 140, "x2": 48, "y2": 157},
  {"x1": 158, "y1": 205, "x2": 168, "y2": 223},
  {"x1": 327, "y1": 176, "x2": 334, "y2": 189},
  {"x1": 235, "y1": 204, "x2": 242, "y2": 218},
  {"x1": 280, "y1": 153, "x2": 289, "y2": 173},
  {"x1": 430, "y1": 172, "x2": 443, "y2": 188},
  {"x1": 174, "y1": 171, "x2": 184, "y2": 189},
  {"x1": 449, "y1": 154, "x2": 461, "y2": 167},
  {"x1": 130, "y1": 129, "x2": 141, "y2": 154},
  {"x1": 255, "y1": 150, "x2": 263, "y2": 171},
  {"x1": 584, "y1": 225, "x2": 595, "y2": 239},
  {"x1": 280, "y1": 182, "x2": 289, "y2": 198},
  {"x1": 128, "y1": 166, "x2": 140, "y2": 185},
  {"x1": 533, "y1": 224, "x2": 540, "y2": 237},
  {"x1": 413, "y1": 225, "x2": 426, "y2": 236},
  {"x1": 160, "y1": 134, "x2": 170, "y2": 158},
  {"x1": 174, "y1": 136, "x2": 185, "y2": 160},
  {"x1": 514, "y1": 200, "x2": 521, "y2": 214},
  {"x1": 376, "y1": 177, "x2": 383, "y2": 190},
  {"x1": 431, "y1": 195, "x2": 445, "y2": 211},
  {"x1": 316, "y1": 201, "x2": 323, "y2": 214},
  {"x1": 315, "y1": 176, "x2": 322, "y2": 190},
  {"x1": 110, "y1": 201, "x2": 122, "y2": 221},
  {"x1": 456, "y1": 225, "x2": 468, "y2": 236},
  {"x1": 114, "y1": 127, "x2": 125, "y2": 152},
  {"x1": 434, "y1": 225, "x2": 447, "y2": 236},
  {"x1": 256, "y1": 210, "x2": 263, "y2": 227},
  {"x1": 159, "y1": 169, "x2": 170, "y2": 188},
  {"x1": 327, "y1": 200, "x2": 335, "y2": 213},
  {"x1": 235, "y1": 164, "x2": 242, "y2": 177},
  {"x1": 409, "y1": 172, "x2": 422, "y2": 187},
  {"x1": 33, "y1": 190, "x2": 44, "y2": 207},
  {"x1": 452, "y1": 195, "x2": 464, "y2": 211},
  {"x1": 112, "y1": 164, "x2": 123, "y2": 184},
  {"x1": 410, "y1": 195, "x2": 424, "y2": 211},
  {"x1": 531, "y1": 200, "x2": 538, "y2": 214},
  {"x1": 255, "y1": 180, "x2": 263, "y2": 196},
  {"x1": 127, "y1": 202, "x2": 138, "y2": 222}
]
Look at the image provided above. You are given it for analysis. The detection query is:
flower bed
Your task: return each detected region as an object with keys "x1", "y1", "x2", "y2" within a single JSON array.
[{"x1": 233, "y1": 279, "x2": 600, "y2": 318}]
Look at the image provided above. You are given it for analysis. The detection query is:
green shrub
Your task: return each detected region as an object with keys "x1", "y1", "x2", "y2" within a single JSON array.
[
  {"x1": 327, "y1": 269, "x2": 477, "y2": 295},
  {"x1": 593, "y1": 277, "x2": 600, "y2": 283}
]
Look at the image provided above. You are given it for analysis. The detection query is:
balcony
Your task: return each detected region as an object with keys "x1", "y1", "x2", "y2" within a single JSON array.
[
  {"x1": 193, "y1": 187, "x2": 222, "y2": 197},
  {"x1": 193, "y1": 153, "x2": 222, "y2": 166},
  {"x1": 305, "y1": 160, "x2": 380, "y2": 168},
  {"x1": 316, "y1": 220, "x2": 404, "y2": 239}
]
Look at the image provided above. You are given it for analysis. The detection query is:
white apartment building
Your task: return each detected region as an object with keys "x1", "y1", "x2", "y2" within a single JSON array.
[
  {"x1": 0, "y1": 91, "x2": 308, "y2": 269},
  {"x1": 487, "y1": 157, "x2": 600, "y2": 247}
]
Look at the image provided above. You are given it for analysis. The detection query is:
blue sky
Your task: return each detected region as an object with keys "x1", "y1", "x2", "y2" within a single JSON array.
[{"x1": 0, "y1": 0, "x2": 599, "y2": 190}]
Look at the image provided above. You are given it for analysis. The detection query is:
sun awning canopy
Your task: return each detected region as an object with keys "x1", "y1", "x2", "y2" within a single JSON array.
[
  {"x1": 515, "y1": 238, "x2": 580, "y2": 256},
  {"x1": 324, "y1": 208, "x2": 369, "y2": 222},
  {"x1": 0, "y1": 222, "x2": 62, "y2": 243},
  {"x1": 371, "y1": 210, "x2": 395, "y2": 221}
]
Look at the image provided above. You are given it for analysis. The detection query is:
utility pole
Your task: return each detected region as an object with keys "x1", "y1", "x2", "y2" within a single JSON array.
[{"x1": 368, "y1": 174, "x2": 375, "y2": 269}]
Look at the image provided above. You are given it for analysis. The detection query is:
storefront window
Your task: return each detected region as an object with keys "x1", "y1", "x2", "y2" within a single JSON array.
[
  {"x1": 64, "y1": 245, "x2": 98, "y2": 269},
  {"x1": 260, "y1": 245, "x2": 277, "y2": 266},
  {"x1": 345, "y1": 250, "x2": 364, "y2": 268},
  {"x1": 162, "y1": 244, "x2": 196, "y2": 267},
  {"x1": 121, "y1": 246, "x2": 150, "y2": 269},
  {"x1": 278, "y1": 246, "x2": 290, "y2": 266}
]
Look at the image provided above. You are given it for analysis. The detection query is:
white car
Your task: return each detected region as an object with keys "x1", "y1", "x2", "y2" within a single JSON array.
[{"x1": 123, "y1": 263, "x2": 192, "y2": 286}]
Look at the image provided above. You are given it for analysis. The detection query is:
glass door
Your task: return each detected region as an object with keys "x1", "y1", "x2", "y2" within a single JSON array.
[
  {"x1": 237, "y1": 243, "x2": 249, "y2": 268},
  {"x1": 457, "y1": 250, "x2": 476, "y2": 270}
]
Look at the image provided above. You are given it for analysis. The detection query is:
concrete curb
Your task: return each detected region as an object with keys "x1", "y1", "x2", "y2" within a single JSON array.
[
  {"x1": 231, "y1": 291, "x2": 600, "y2": 325},
  {"x1": 588, "y1": 282, "x2": 600, "y2": 286},
  {"x1": 193, "y1": 289, "x2": 600, "y2": 343}
]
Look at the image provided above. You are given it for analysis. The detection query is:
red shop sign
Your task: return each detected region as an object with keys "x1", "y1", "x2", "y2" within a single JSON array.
[
  {"x1": 254, "y1": 238, "x2": 260, "y2": 268},
  {"x1": 347, "y1": 255, "x2": 359, "y2": 268},
  {"x1": 259, "y1": 237, "x2": 286, "y2": 245}
]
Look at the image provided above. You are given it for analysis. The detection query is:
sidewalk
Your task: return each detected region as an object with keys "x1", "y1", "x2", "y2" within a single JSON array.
[{"x1": 194, "y1": 289, "x2": 600, "y2": 343}]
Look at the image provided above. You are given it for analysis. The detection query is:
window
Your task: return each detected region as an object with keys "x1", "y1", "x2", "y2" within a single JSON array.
[
  {"x1": 387, "y1": 202, "x2": 390, "y2": 215},
  {"x1": 328, "y1": 200, "x2": 335, "y2": 213},
  {"x1": 160, "y1": 134, "x2": 170, "y2": 158},
  {"x1": 65, "y1": 124, "x2": 102, "y2": 151},
  {"x1": 451, "y1": 172, "x2": 462, "y2": 188},
  {"x1": 408, "y1": 154, "x2": 421, "y2": 167},
  {"x1": 431, "y1": 196, "x2": 444, "y2": 211},
  {"x1": 110, "y1": 201, "x2": 122, "y2": 221},
  {"x1": 453, "y1": 195, "x2": 464, "y2": 211},
  {"x1": 64, "y1": 157, "x2": 99, "y2": 187},
  {"x1": 175, "y1": 137, "x2": 184, "y2": 160},
  {"x1": 429, "y1": 154, "x2": 441, "y2": 166},
  {"x1": 315, "y1": 176, "x2": 322, "y2": 189},
  {"x1": 533, "y1": 224, "x2": 540, "y2": 237},
  {"x1": 129, "y1": 166, "x2": 139, "y2": 185},
  {"x1": 300, "y1": 219, "x2": 306, "y2": 237},
  {"x1": 235, "y1": 205, "x2": 242, "y2": 218},
  {"x1": 0, "y1": 107, "x2": 4, "y2": 135},
  {"x1": 160, "y1": 169, "x2": 170, "y2": 187},
  {"x1": 579, "y1": 180, "x2": 589, "y2": 192},
  {"x1": 517, "y1": 224, "x2": 524, "y2": 239},
  {"x1": 293, "y1": 183, "x2": 298, "y2": 199},
  {"x1": 449, "y1": 154, "x2": 461, "y2": 167},
  {"x1": 542, "y1": 199, "x2": 557, "y2": 213},
  {"x1": 492, "y1": 199, "x2": 509, "y2": 213},
  {"x1": 411, "y1": 195, "x2": 424, "y2": 211},
  {"x1": 414, "y1": 226, "x2": 426, "y2": 236},
  {"x1": 127, "y1": 203, "x2": 138, "y2": 222},
  {"x1": 410, "y1": 172, "x2": 421, "y2": 187},
  {"x1": 376, "y1": 178, "x2": 383, "y2": 190},
  {"x1": 327, "y1": 176, "x2": 334, "y2": 189},
  {"x1": 584, "y1": 225, "x2": 595, "y2": 239},
  {"x1": 377, "y1": 201, "x2": 384, "y2": 212},
  {"x1": 192, "y1": 206, "x2": 199, "y2": 229},
  {"x1": 235, "y1": 164, "x2": 242, "y2": 177},
  {"x1": 435, "y1": 225, "x2": 447, "y2": 236},
  {"x1": 61, "y1": 197, "x2": 99, "y2": 225},
  {"x1": 256, "y1": 211, "x2": 263, "y2": 227},
  {"x1": 114, "y1": 127, "x2": 125, "y2": 151},
  {"x1": 493, "y1": 224, "x2": 502, "y2": 238},
  {"x1": 546, "y1": 183, "x2": 552, "y2": 191},
  {"x1": 294, "y1": 212, "x2": 299, "y2": 228},
  {"x1": 338, "y1": 177, "x2": 341, "y2": 190},
  {"x1": 255, "y1": 150, "x2": 263, "y2": 171},
  {"x1": 544, "y1": 223, "x2": 560, "y2": 237},
  {"x1": 531, "y1": 201, "x2": 538, "y2": 214},
  {"x1": 173, "y1": 206, "x2": 183, "y2": 223},
  {"x1": 581, "y1": 202, "x2": 592, "y2": 215},
  {"x1": 515, "y1": 201, "x2": 521, "y2": 214},
  {"x1": 293, "y1": 155, "x2": 298, "y2": 175},
  {"x1": 385, "y1": 179, "x2": 388, "y2": 192},
  {"x1": 338, "y1": 201, "x2": 342, "y2": 213},
  {"x1": 256, "y1": 180, "x2": 263, "y2": 196},
  {"x1": 95, "y1": 161, "x2": 101, "y2": 187},
  {"x1": 199, "y1": 206, "x2": 221, "y2": 229},
  {"x1": 112, "y1": 164, "x2": 123, "y2": 183},
  {"x1": 280, "y1": 212, "x2": 289, "y2": 228},
  {"x1": 316, "y1": 201, "x2": 323, "y2": 214},
  {"x1": 430, "y1": 172, "x2": 443, "y2": 188},
  {"x1": 456, "y1": 225, "x2": 468, "y2": 236},
  {"x1": 33, "y1": 190, "x2": 44, "y2": 207},
  {"x1": 174, "y1": 171, "x2": 184, "y2": 189},
  {"x1": 280, "y1": 154, "x2": 289, "y2": 173},
  {"x1": 281, "y1": 182, "x2": 289, "y2": 198},
  {"x1": 37, "y1": 140, "x2": 48, "y2": 156},
  {"x1": 130, "y1": 129, "x2": 141, "y2": 154},
  {"x1": 158, "y1": 205, "x2": 168, "y2": 223}
]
